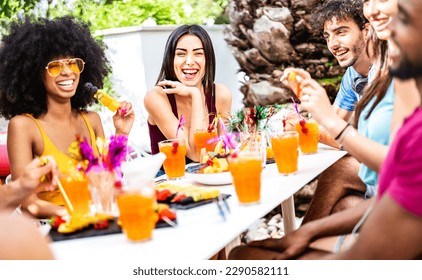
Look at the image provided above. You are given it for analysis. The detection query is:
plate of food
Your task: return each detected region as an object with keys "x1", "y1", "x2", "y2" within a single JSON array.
[
  {"x1": 48, "y1": 205, "x2": 177, "y2": 241},
  {"x1": 185, "y1": 162, "x2": 232, "y2": 186}
]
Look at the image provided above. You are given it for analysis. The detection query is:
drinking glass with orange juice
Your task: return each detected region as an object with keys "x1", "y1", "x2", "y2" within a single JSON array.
[
  {"x1": 295, "y1": 119, "x2": 319, "y2": 154},
  {"x1": 270, "y1": 131, "x2": 299, "y2": 175},
  {"x1": 193, "y1": 129, "x2": 217, "y2": 158},
  {"x1": 37, "y1": 188, "x2": 65, "y2": 206},
  {"x1": 227, "y1": 151, "x2": 262, "y2": 205},
  {"x1": 59, "y1": 172, "x2": 91, "y2": 217},
  {"x1": 266, "y1": 146, "x2": 274, "y2": 161},
  {"x1": 158, "y1": 139, "x2": 186, "y2": 179},
  {"x1": 116, "y1": 186, "x2": 157, "y2": 242}
]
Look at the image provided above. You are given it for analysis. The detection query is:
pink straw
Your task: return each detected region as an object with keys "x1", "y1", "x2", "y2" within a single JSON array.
[{"x1": 176, "y1": 115, "x2": 186, "y2": 137}]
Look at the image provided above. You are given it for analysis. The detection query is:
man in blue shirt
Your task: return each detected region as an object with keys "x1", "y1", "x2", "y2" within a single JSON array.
[
  {"x1": 314, "y1": 0, "x2": 371, "y2": 122},
  {"x1": 301, "y1": 0, "x2": 374, "y2": 224}
]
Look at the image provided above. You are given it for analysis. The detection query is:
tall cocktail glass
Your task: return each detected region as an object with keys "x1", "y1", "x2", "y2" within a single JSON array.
[
  {"x1": 270, "y1": 131, "x2": 299, "y2": 175},
  {"x1": 227, "y1": 151, "x2": 262, "y2": 205},
  {"x1": 295, "y1": 119, "x2": 319, "y2": 154},
  {"x1": 116, "y1": 185, "x2": 157, "y2": 242},
  {"x1": 193, "y1": 129, "x2": 217, "y2": 158},
  {"x1": 158, "y1": 138, "x2": 186, "y2": 179},
  {"x1": 59, "y1": 172, "x2": 91, "y2": 217}
]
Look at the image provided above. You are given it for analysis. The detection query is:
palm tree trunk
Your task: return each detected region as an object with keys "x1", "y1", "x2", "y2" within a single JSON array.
[{"x1": 224, "y1": 0, "x2": 343, "y2": 106}]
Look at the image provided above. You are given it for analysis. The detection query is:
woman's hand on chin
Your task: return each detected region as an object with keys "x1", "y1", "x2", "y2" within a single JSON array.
[{"x1": 157, "y1": 80, "x2": 201, "y2": 97}]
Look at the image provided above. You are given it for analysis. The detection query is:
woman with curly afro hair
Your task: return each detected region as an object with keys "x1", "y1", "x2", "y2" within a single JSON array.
[{"x1": 0, "y1": 16, "x2": 135, "y2": 218}]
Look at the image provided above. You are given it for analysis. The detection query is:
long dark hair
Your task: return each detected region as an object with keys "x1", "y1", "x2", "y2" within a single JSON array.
[
  {"x1": 156, "y1": 24, "x2": 216, "y2": 96},
  {"x1": 354, "y1": 27, "x2": 392, "y2": 128}
]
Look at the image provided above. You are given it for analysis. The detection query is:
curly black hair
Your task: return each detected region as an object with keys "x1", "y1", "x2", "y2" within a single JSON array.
[
  {"x1": 311, "y1": 0, "x2": 368, "y2": 33},
  {"x1": 0, "y1": 16, "x2": 110, "y2": 119}
]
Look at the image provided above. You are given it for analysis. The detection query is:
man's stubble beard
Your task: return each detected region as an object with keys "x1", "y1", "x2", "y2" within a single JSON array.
[
  {"x1": 339, "y1": 35, "x2": 366, "y2": 69},
  {"x1": 389, "y1": 53, "x2": 422, "y2": 80}
]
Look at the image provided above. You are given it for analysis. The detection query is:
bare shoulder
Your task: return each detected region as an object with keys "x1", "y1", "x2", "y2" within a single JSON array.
[
  {"x1": 84, "y1": 111, "x2": 102, "y2": 125},
  {"x1": 144, "y1": 86, "x2": 168, "y2": 111},
  {"x1": 215, "y1": 83, "x2": 232, "y2": 117},
  {"x1": 215, "y1": 83, "x2": 232, "y2": 99},
  {"x1": 8, "y1": 115, "x2": 38, "y2": 136},
  {"x1": 84, "y1": 111, "x2": 104, "y2": 135},
  {"x1": 8, "y1": 115, "x2": 34, "y2": 127},
  {"x1": 7, "y1": 115, "x2": 40, "y2": 178}
]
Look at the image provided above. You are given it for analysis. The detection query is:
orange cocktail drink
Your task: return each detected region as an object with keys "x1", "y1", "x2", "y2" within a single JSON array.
[
  {"x1": 266, "y1": 146, "x2": 274, "y2": 160},
  {"x1": 158, "y1": 139, "x2": 186, "y2": 179},
  {"x1": 117, "y1": 190, "x2": 157, "y2": 242},
  {"x1": 59, "y1": 173, "x2": 91, "y2": 217},
  {"x1": 37, "y1": 188, "x2": 65, "y2": 206},
  {"x1": 193, "y1": 129, "x2": 217, "y2": 158},
  {"x1": 295, "y1": 119, "x2": 319, "y2": 154},
  {"x1": 270, "y1": 131, "x2": 299, "y2": 175},
  {"x1": 228, "y1": 152, "x2": 262, "y2": 205}
]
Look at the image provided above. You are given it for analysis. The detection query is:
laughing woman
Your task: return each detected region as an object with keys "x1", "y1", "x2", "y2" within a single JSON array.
[
  {"x1": 0, "y1": 16, "x2": 135, "y2": 218},
  {"x1": 144, "y1": 25, "x2": 232, "y2": 164}
]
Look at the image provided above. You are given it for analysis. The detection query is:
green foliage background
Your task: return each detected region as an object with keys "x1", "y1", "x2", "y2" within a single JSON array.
[
  {"x1": 1, "y1": 0, "x2": 229, "y2": 36},
  {"x1": 0, "y1": 0, "x2": 229, "y2": 101}
]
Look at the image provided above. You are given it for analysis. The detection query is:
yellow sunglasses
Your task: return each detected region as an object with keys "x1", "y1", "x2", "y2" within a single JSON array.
[{"x1": 45, "y1": 58, "x2": 85, "y2": 77}]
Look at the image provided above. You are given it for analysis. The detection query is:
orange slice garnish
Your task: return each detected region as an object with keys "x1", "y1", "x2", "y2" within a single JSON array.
[{"x1": 287, "y1": 72, "x2": 302, "y2": 98}]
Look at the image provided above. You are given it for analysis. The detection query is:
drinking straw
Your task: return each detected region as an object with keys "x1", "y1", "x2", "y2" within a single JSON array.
[
  {"x1": 39, "y1": 157, "x2": 74, "y2": 213},
  {"x1": 291, "y1": 97, "x2": 301, "y2": 117},
  {"x1": 176, "y1": 115, "x2": 186, "y2": 137},
  {"x1": 291, "y1": 97, "x2": 309, "y2": 133},
  {"x1": 56, "y1": 178, "x2": 75, "y2": 213}
]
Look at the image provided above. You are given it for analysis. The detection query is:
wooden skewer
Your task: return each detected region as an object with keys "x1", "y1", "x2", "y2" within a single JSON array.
[{"x1": 56, "y1": 178, "x2": 74, "y2": 213}]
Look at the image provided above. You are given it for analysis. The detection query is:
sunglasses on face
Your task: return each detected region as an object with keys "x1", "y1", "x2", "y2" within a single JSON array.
[{"x1": 45, "y1": 58, "x2": 85, "y2": 77}]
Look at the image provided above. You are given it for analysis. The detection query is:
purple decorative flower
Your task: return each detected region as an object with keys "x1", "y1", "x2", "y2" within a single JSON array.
[
  {"x1": 79, "y1": 137, "x2": 99, "y2": 172},
  {"x1": 69, "y1": 135, "x2": 128, "y2": 175},
  {"x1": 108, "y1": 135, "x2": 128, "y2": 170}
]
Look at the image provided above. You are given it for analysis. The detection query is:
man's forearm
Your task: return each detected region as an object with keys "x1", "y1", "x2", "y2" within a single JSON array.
[
  {"x1": 318, "y1": 126, "x2": 340, "y2": 149},
  {"x1": 0, "y1": 180, "x2": 25, "y2": 210},
  {"x1": 302, "y1": 198, "x2": 374, "y2": 241}
]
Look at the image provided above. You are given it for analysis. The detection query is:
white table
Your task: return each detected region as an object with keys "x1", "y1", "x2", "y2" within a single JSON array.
[{"x1": 50, "y1": 145, "x2": 346, "y2": 260}]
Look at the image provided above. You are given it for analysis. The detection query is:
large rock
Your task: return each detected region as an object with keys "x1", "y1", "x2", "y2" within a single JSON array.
[{"x1": 224, "y1": 0, "x2": 345, "y2": 106}]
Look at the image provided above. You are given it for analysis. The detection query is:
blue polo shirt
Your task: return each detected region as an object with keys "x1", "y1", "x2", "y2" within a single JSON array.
[{"x1": 334, "y1": 67, "x2": 362, "y2": 111}]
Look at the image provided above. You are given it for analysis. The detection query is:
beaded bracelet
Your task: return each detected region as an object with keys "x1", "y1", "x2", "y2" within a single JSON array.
[{"x1": 334, "y1": 123, "x2": 351, "y2": 141}]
